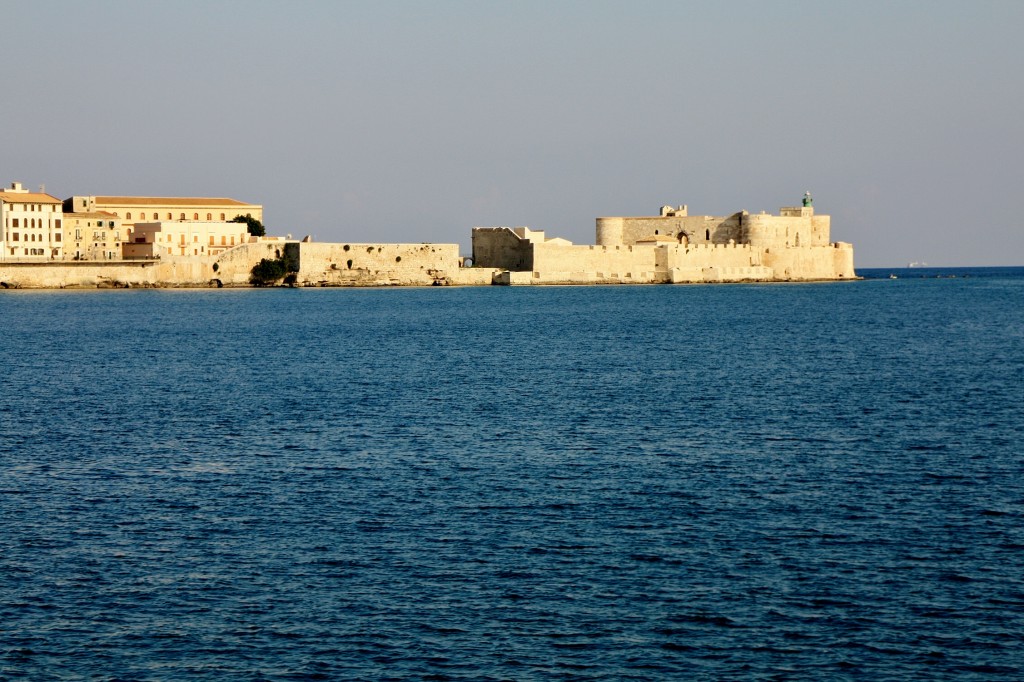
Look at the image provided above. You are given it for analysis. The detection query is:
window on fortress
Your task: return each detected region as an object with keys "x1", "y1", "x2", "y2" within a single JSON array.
[
  {"x1": 153, "y1": 213, "x2": 158, "y2": 220},
  {"x1": 167, "y1": 213, "x2": 172, "y2": 220},
  {"x1": 194, "y1": 213, "x2": 199, "y2": 220},
  {"x1": 12, "y1": 219, "x2": 18, "y2": 227},
  {"x1": 220, "y1": 213, "x2": 225, "y2": 220},
  {"x1": 126, "y1": 213, "x2": 132, "y2": 219},
  {"x1": 11, "y1": 232, "x2": 17, "y2": 241},
  {"x1": 179, "y1": 213, "x2": 185, "y2": 220},
  {"x1": 207, "y1": 213, "x2": 212, "y2": 220}
]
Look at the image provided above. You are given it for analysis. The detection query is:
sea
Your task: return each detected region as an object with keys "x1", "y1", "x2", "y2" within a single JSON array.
[{"x1": 2, "y1": 267, "x2": 1023, "y2": 681}]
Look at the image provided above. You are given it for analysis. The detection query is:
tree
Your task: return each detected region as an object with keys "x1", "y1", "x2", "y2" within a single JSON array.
[
  {"x1": 249, "y1": 257, "x2": 286, "y2": 286},
  {"x1": 231, "y1": 213, "x2": 265, "y2": 237}
]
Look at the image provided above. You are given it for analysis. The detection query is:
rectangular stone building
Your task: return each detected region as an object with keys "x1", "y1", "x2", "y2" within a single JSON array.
[{"x1": 0, "y1": 182, "x2": 63, "y2": 261}]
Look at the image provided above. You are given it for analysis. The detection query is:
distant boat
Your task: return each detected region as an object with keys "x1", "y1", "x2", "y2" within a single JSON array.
[{"x1": 908, "y1": 262, "x2": 928, "y2": 268}]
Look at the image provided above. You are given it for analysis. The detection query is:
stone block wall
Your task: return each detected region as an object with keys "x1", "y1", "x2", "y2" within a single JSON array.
[
  {"x1": 762, "y1": 243, "x2": 856, "y2": 281},
  {"x1": 742, "y1": 212, "x2": 831, "y2": 250},
  {"x1": 472, "y1": 228, "x2": 533, "y2": 270},
  {"x1": 527, "y1": 243, "x2": 662, "y2": 283},
  {"x1": 295, "y1": 242, "x2": 462, "y2": 286},
  {"x1": 597, "y1": 214, "x2": 743, "y2": 247},
  {"x1": 211, "y1": 241, "x2": 291, "y2": 286}
]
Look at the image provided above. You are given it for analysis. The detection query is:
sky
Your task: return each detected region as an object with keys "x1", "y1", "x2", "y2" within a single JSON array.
[{"x1": 2, "y1": 0, "x2": 1022, "y2": 267}]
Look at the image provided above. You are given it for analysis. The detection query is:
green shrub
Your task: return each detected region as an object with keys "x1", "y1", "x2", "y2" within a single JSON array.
[
  {"x1": 231, "y1": 214, "x2": 266, "y2": 237},
  {"x1": 250, "y1": 258, "x2": 287, "y2": 286}
]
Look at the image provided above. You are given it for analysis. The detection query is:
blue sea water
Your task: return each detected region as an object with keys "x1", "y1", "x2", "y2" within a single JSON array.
[{"x1": 2, "y1": 270, "x2": 1023, "y2": 680}]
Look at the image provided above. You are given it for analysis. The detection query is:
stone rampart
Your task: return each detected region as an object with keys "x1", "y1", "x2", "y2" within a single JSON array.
[
  {"x1": 0, "y1": 240, "x2": 288, "y2": 288},
  {"x1": 742, "y1": 212, "x2": 830, "y2": 250},
  {"x1": 471, "y1": 228, "x2": 533, "y2": 271},
  {"x1": 295, "y1": 242, "x2": 464, "y2": 286},
  {"x1": 762, "y1": 243, "x2": 855, "y2": 281},
  {"x1": 212, "y1": 241, "x2": 291, "y2": 286},
  {"x1": 0, "y1": 261, "x2": 161, "y2": 288},
  {"x1": 530, "y1": 243, "x2": 661, "y2": 282}
]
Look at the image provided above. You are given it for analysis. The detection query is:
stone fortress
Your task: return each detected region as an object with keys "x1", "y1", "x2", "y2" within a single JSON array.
[
  {"x1": 0, "y1": 180, "x2": 855, "y2": 288},
  {"x1": 473, "y1": 194, "x2": 854, "y2": 284}
]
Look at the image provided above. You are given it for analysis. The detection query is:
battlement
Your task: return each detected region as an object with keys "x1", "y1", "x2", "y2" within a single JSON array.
[{"x1": 472, "y1": 198, "x2": 853, "y2": 284}]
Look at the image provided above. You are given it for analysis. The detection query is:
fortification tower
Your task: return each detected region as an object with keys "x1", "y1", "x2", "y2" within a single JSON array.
[{"x1": 595, "y1": 217, "x2": 624, "y2": 246}]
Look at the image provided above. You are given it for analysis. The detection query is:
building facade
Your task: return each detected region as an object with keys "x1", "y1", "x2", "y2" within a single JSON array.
[
  {"x1": 123, "y1": 220, "x2": 252, "y2": 259},
  {"x1": 62, "y1": 212, "x2": 127, "y2": 260},
  {"x1": 1, "y1": 182, "x2": 64, "y2": 260},
  {"x1": 63, "y1": 195, "x2": 262, "y2": 233}
]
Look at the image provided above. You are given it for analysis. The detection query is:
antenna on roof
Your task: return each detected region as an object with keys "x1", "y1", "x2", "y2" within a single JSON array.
[{"x1": 39, "y1": 184, "x2": 45, "y2": 194}]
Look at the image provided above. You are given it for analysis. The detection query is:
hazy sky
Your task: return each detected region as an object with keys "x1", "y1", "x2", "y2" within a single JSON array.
[{"x1": 3, "y1": 0, "x2": 1022, "y2": 266}]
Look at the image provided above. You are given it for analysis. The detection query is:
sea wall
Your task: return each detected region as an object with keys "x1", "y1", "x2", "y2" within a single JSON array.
[
  {"x1": 212, "y1": 241, "x2": 291, "y2": 286},
  {"x1": 526, "y1": 243, "x2": 663, "y2": 284},
  {"x1": 0, "y1": 241, "x2": 288, "y2": 288},
  {"x1": 762, "y1": 243, "x2": 856, "y2": 281},
  {"x1": 0, "y1": 258, "x2": 235, "y2": 289},
  {"x1": 662, "y1": 243, "x2": 770, "y2": 283},
  {"x1": 295, "y1": 242, "x2": 479, "y2": 286},
  {"x1": 0, "y1": 261, "x2": 162, "y2": 288}
]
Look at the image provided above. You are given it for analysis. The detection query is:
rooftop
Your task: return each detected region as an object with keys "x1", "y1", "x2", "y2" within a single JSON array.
[
  {"x1": 64, "y1": 211, "x2": 120, "y2": 219},
  {"x1": 93, "y1": 196, "x2": 259, "y2": 207},
  {"x1": 0, "y1": 191, "x2": 61, "y2": 204}
]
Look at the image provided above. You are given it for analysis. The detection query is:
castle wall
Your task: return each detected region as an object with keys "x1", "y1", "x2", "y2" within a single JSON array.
[
  {"x1": 526, "y1": 242, "x2": 663, "y2": 283},
  {"x1": 595, "y1": 217, "x2": 624, "y2": 246},
  {"x1": 742, "y1": 211, "x2": 830, "y2": 250},
  {"x1": 761, "y1": 243, "x2": 855, "y2": 281},
  {"x1": 294, "y1": 242, "x2": 463, "y2": 286},
  {"x1": 0, "y1": 239, "x2": 500, "y2": 288},
  {"x1": 212, "y1": 241, "x2": 290, "y2": 286},
  {"x1": 597, "y1": 214, "x2": 743, "y2": 247},
  {"x1": 472, "y1": 228, "x2": 533, "y2": 270}
]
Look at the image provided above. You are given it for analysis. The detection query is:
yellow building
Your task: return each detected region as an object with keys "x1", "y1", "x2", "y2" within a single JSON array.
[
  {"x1": 123, "y1": 220, "x2": 251, "y2": 259},
  {"x1": 63, "y1": 195, "x2": 262, "y2": 232},
  {"x1": 62, "y1": 212, "x2": 127, "y2": 260},
  {"x1": 1, "y1": 182, "x2": 64, "y2": 260}
]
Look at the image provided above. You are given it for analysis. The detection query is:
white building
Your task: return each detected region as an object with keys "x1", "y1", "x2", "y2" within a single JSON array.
[
  {"x1": 0, "y1": 182, "x2": 64, "y2": 260},
  {"x1": 123, "y1": 220, "x2": 251, "y2": 259}
]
